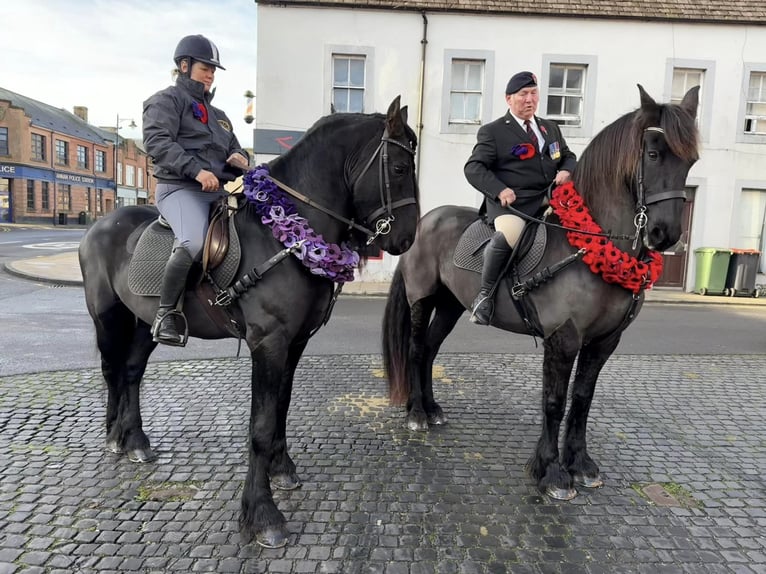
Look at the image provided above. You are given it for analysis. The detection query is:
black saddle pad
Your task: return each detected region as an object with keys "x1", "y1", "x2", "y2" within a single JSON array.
[
  {"x1": 127, "y1": 217, "x2": 241, "y2": 297},
  {"x1": 453, "y1": 219, "x2": 547, "y2": 278}
]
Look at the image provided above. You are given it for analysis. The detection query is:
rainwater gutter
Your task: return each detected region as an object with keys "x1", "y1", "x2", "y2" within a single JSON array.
[{"x1": 416, "y1": 11, "x2": 428, "y2": 176}]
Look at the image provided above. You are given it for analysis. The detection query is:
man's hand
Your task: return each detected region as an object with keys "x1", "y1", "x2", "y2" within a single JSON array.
[
  {"x1": 195, "y1": 169, "x2": 220, "y2": 192},
  {"x1": 226, "y1": 153, "x2": 250, "y2": 171},
  {"x1": 554, "y1": 170, "x2": 572, "y2": 185},
  {"x1": 497, "y1": 188, "x2": 516, "y2": 207}
]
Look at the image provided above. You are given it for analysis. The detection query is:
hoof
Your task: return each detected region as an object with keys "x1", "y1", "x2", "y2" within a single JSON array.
[
  {"x1": 427, "y1": 413, "x2": 447, "y2": 425},
  {"x1": 406, "y1": 418, "x2": 429, "y2": 432},
  {"x1": 127, "y1": 448, "x2": 157, "y2": 463},
  {"x1": 574, "y1": 473, "x2": 603, "y2": 489},
  {"x1": 271, "y1": 473, "x2": 302, "y2": 491},
  {"x1": 546, "y1": 486, "x2": 578, "y2": 501},
  {"x1": 256, "y1": 526, "x2": 289, "y2": 549},
  {"x1": 106, "y1": 440, "x2": 124, "y2": 454}
]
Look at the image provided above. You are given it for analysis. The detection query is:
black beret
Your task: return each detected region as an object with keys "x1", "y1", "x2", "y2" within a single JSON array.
[{"x1": 506, "y1": 71, "x2": 538, "y2": 95}]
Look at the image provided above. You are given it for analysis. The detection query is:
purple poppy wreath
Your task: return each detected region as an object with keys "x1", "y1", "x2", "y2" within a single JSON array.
[{"x1": 243, "y1": 165, "x2": 360, "y2": 283}]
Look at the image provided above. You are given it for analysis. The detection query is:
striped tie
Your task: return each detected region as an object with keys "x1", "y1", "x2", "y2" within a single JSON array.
[{"x1": 525, "y1": 119, "x2": 540, "y2": 151}]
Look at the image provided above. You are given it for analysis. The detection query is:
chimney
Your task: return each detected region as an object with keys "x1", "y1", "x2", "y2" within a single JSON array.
[{"x1": 73, "y1": 106, "x2": 88, "y2": 122}]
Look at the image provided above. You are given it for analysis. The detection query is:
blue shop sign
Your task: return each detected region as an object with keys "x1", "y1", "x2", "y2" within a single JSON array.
[{"x1": 0, "y1": 163, "x2": 115, "y2": 189}]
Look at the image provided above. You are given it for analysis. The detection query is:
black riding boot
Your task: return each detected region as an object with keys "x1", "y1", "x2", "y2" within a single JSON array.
[
  {"x1": 470, "y1": 232, "x2": 513, "y2": 325},
  {"x1": 152, "y1": 247, "x2": 194, "y2": 346}
]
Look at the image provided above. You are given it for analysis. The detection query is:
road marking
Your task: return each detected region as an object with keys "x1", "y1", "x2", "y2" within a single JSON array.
[
  {"x1": 0, "y1": 240, "x2": 24, "y2": 244},
  {"x1": 22, "y1": 242, "x2": 81, "y2": 250}
]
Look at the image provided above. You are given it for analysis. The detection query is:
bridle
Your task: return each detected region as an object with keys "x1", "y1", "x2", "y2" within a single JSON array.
[
  {"x1": 350, "y1": 127, "x2": 417, "y2": 245},
  {"x1": 632, "y1": 126, "x2": 687, "y2": 248},
  {"x1": 265, "y1": 127, "x2": 416, "y2": 246}
]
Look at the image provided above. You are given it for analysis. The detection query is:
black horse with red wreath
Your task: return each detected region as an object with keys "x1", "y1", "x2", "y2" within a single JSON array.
[{"x1": 382, "y1": 85, "x2": 700, "y2": 501}]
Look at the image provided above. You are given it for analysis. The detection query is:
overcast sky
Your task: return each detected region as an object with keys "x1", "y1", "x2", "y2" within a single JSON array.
[{"x1": 3, "y1": 0, "x2": 258, "y2": 147}]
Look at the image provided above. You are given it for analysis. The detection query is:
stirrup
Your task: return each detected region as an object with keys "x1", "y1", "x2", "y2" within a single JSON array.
[
  {"x1": 469, "y1": 294, "x2": 494, "y2": 325},
  {"x1": 151, "y1": 310, "x2": 189, "y2": 347}
]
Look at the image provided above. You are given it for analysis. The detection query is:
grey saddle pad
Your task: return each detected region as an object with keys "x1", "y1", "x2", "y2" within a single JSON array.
[
  {"x1": 127, "y1": 217, "x2": 241, "y2": 297},
  {"x1": 453, "y1": 219, "x2": 547, "y2": 277}
]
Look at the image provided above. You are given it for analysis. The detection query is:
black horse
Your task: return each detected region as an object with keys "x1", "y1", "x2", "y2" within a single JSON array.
[
  {"x1": 382, "y1": 86, "x2": 699, "y2": 500},
  {"x1": 79, "y1": 97, "x2": 419, "y2": 548}
]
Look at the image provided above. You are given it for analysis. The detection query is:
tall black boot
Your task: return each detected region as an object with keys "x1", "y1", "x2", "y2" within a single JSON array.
[
  {"x1": 470, "y1": 232, "x2": 513, "y2": 325},
  {"x1": 152, "y1": 247, "x2": 194, "y2": 346}
]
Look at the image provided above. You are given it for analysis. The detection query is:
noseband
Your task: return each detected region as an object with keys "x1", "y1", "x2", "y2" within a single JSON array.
[
  {"x1": 632, "y1": 126, "x2": 687, "y2": 248},
  {"x1": 351, "y1": 128, "x2": 417, "y2": 245}
]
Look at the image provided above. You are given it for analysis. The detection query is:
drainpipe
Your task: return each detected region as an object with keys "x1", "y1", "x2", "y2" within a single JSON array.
[{"x1": 416, "y1": 11, "x2": 428, "y2": 177}]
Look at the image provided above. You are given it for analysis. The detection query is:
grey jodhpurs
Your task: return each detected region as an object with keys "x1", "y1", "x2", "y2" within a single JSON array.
[{"x1": 155, "y1": 183, "x2": 226, "y2": 259}]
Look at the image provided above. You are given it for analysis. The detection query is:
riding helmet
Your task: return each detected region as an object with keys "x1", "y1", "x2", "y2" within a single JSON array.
[{"x1": 173, "y1": 35, "x2": 225, "y2": 70}]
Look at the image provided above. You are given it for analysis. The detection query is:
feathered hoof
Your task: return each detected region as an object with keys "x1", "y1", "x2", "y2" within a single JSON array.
[
  {"x1": 574, "y1": 473, "x2": 603, "y2": 489},
  {"x1": 105, "y1": 440, "x2": 124, "y2": 454},
  {"x1": 127, "y1": 448, "x2": 157, "y2": 463},
  {"x1": 546, "y1": 486, "x2": 578, "y2": 501},
  {"x1": 406, "y1": 418, "x2": 429, "y2": 432},
  {"x1": 271, "y1": 473, "x2": 302, "y2": 491},
  {"x1": 256, "y1": 525, "x2": 289, "y2": 549},
  {"x1": 427, "y1": 413, "x2": 447, "y2": 425}
]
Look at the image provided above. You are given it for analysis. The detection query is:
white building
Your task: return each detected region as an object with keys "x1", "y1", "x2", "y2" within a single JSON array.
[{"x1": 253, "y1": 0, "x2": 766, "y2": 292}]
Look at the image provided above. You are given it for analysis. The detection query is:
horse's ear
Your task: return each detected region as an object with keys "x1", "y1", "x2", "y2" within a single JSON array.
[
  {"x1": 637, "y1": 84, "x2": 657, "y2": 109},
  {"x1": 330, "y1": 102, "x2": 336, "y2": 114},
  {"x1": 400, "y1": 105, "x2": 409, "y2": 126},
  {"x1": 679, "y1": 85, "x2": 700, "y2": 119},
  {"x1": 386, "y1": 95, "x2": 404, "y2": 136}
]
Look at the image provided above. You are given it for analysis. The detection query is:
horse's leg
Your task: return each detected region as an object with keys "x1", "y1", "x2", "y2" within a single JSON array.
[
  {"x1": 96, "y1": 302, "x2": 157, "y2": 462},
  {"x1": 240, "y1": 336, "x2": 291, "y2": 549},
  {"x1": 421, "y1": 292, "x2": 465, "y2": 425},
  {"x1": 526, "y1": 319, "x2": 581, "y2": 500},
  {"x1": 269, "y1": 339, "x2": 306, "y2": 491},
  {"x1": 561, "y1": 331, "x2": 622, "y2": 489},
  {"x1": 403, "y1": 297, "x2": 435, "y2": 431}
]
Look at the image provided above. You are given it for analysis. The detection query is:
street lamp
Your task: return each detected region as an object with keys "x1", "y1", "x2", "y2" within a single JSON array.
[{"x1": 115, "y1": 114, "x2": 136, "y2": 210}]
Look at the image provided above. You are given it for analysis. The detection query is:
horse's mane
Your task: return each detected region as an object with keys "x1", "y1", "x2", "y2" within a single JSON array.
[{"x1": 572, "y1": 101, "x2": 699, "y2": 217}]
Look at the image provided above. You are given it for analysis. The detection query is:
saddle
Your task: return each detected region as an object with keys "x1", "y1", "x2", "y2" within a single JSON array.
[
  {"x1": 453, "y1": 218, "x2": 548, "y2": 279},
  {"x1": 126, "y1": 195, "x2": 244, "y2": 339}
]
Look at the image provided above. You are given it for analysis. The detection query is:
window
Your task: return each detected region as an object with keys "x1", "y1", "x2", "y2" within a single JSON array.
[
  {"x1": 738, "y1": 189, "x2": 766, "y2": 273},
  {"x1": 332, "y1": 55, "x2": 365, "y2": 112},
  {"x1": 59, "y1": 184, "x2": 71, "y2": 212},
  {"x1": 117, "y1": 162, "x2": 122, "y2": 185},
  {"x1": 32, "y1": 134, "x2": 46, "y2": 161},
  {"x1": 671, "y1": 68, "x2": 702, "y2": 109},
  {"x1": 0, "y1": 127, "x2": 8, "y2": 156},
  {"x1": 125, "y1": 165, "x2": 135, "y2": 187},
  {"x1": 449, "y1": 60, "x2": 484, "y2": 125},
  {"x1": 41, "y1": 182, "x2": 49, "y2": 211},
  {"x1": 745, "y1": 72, "x2": 766, "y2": 135},
  {"x1": 55, "y1": 140, "x2": 68, "y2": 165},
  {"x1": 546, "y1": 64, "x2": 586, "y2": 127},
  {"x1": 95, "y1": 150, "x2": 106, "y2": 172},
  {"x1": 26, "y1": 180, "x2": 35, "y2": 211},
  {"x1": 96, "y1": 189, "x2": 103, "y2": 213},
  {"x1": 86, "y1": 187, "x2": 92, "y2": 213},
  {"x1": 77, "y1": 145, "x2": 89, "y2": 169},
  {"x1": 138, "y1": 167, "x2": 144, "y2": 189}
]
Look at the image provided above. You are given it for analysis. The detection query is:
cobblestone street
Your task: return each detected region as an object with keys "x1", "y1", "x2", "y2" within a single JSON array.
[{"x1": 1, "y1": 353, "x2": 764, "y2": 573}]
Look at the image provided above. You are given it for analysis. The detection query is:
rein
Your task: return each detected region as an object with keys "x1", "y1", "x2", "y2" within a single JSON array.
[{"x1": 268, "y1": 128, "x2": 416, "y2": 246}]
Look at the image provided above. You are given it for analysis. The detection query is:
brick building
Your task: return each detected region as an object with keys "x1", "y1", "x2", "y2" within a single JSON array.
[{"x1": 0, "y1": 87, "x2": 155, "y2": 225}]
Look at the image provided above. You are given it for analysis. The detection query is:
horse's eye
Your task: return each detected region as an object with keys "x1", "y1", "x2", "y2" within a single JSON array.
[
  {"x1": 393, "y1": 164, "x2": 408, "y2": 175},
  {"x1": 647, "y1": 150, "x2": 659, "y2": 161}
]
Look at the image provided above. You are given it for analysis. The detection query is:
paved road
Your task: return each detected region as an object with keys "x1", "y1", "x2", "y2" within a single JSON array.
[{"x1": 1, "y1": 353, "x2": 764, "y2": 573}]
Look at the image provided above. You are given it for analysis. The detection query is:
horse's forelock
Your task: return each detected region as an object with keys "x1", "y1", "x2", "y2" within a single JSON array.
[{"x1": 659, "y1": 103, "x2": 700, "y2": 163}]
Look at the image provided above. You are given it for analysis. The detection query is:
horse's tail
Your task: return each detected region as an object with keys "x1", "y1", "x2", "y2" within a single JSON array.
[{"x1": 382, "y1": 266, "x2": 411, "y2": 406}]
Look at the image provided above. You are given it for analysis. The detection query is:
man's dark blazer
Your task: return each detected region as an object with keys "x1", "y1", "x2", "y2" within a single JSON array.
[{"x1": 464, "y1": 110, "x2": 577, "y2": 221}]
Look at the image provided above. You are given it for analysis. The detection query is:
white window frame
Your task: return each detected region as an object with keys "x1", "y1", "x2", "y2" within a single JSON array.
[
  {"x1": 125, "y1": 165, "x2": 135, "y2": 187},
  {"x1": 540, "y1": 55, "x2": 597, "y2": 139},
  {"x1": 744, "y1": 71, "x2": 766, "y2": 136},
  {"x1": 441, "y1": 49, "x2": 494, "y2": 134},
  {"x1": 324, "y1": 46, "x2": 374, "y2": 115},
  {"x1": 138, "y1": 167, "x2": 144, "y2": 189},
  {"x1": 737, "y1": 64, "x2": 766, "y2": 144},
  {"x1": 664, "y1": 59, "x2": 714, "y2": 143}
]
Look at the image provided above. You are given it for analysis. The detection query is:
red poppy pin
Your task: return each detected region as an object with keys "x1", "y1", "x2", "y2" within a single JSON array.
[
  {"x1": 540, "y1": 124, "x2": 548, "y2": 135},
  {"x1": 511, "y1": 143, "x2": 536, "y2": 160},
  {"x1": 192, "y1": 101, "x2": 208, "y2": 124}
]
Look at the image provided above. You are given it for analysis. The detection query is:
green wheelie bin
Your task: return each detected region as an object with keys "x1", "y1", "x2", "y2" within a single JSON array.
[{"x1": 693, "y1": 247, "x2": 732, "y2": 296}]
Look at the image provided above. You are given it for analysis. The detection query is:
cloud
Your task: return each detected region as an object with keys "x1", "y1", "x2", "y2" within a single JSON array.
[{"x1": 2, "y1": 0, "x2": 257, "y2": 147}]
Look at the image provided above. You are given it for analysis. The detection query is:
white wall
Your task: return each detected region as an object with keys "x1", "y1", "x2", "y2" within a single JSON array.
[{"x1": 256, "y1": 5, "x2": 766, "y2": 289}]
